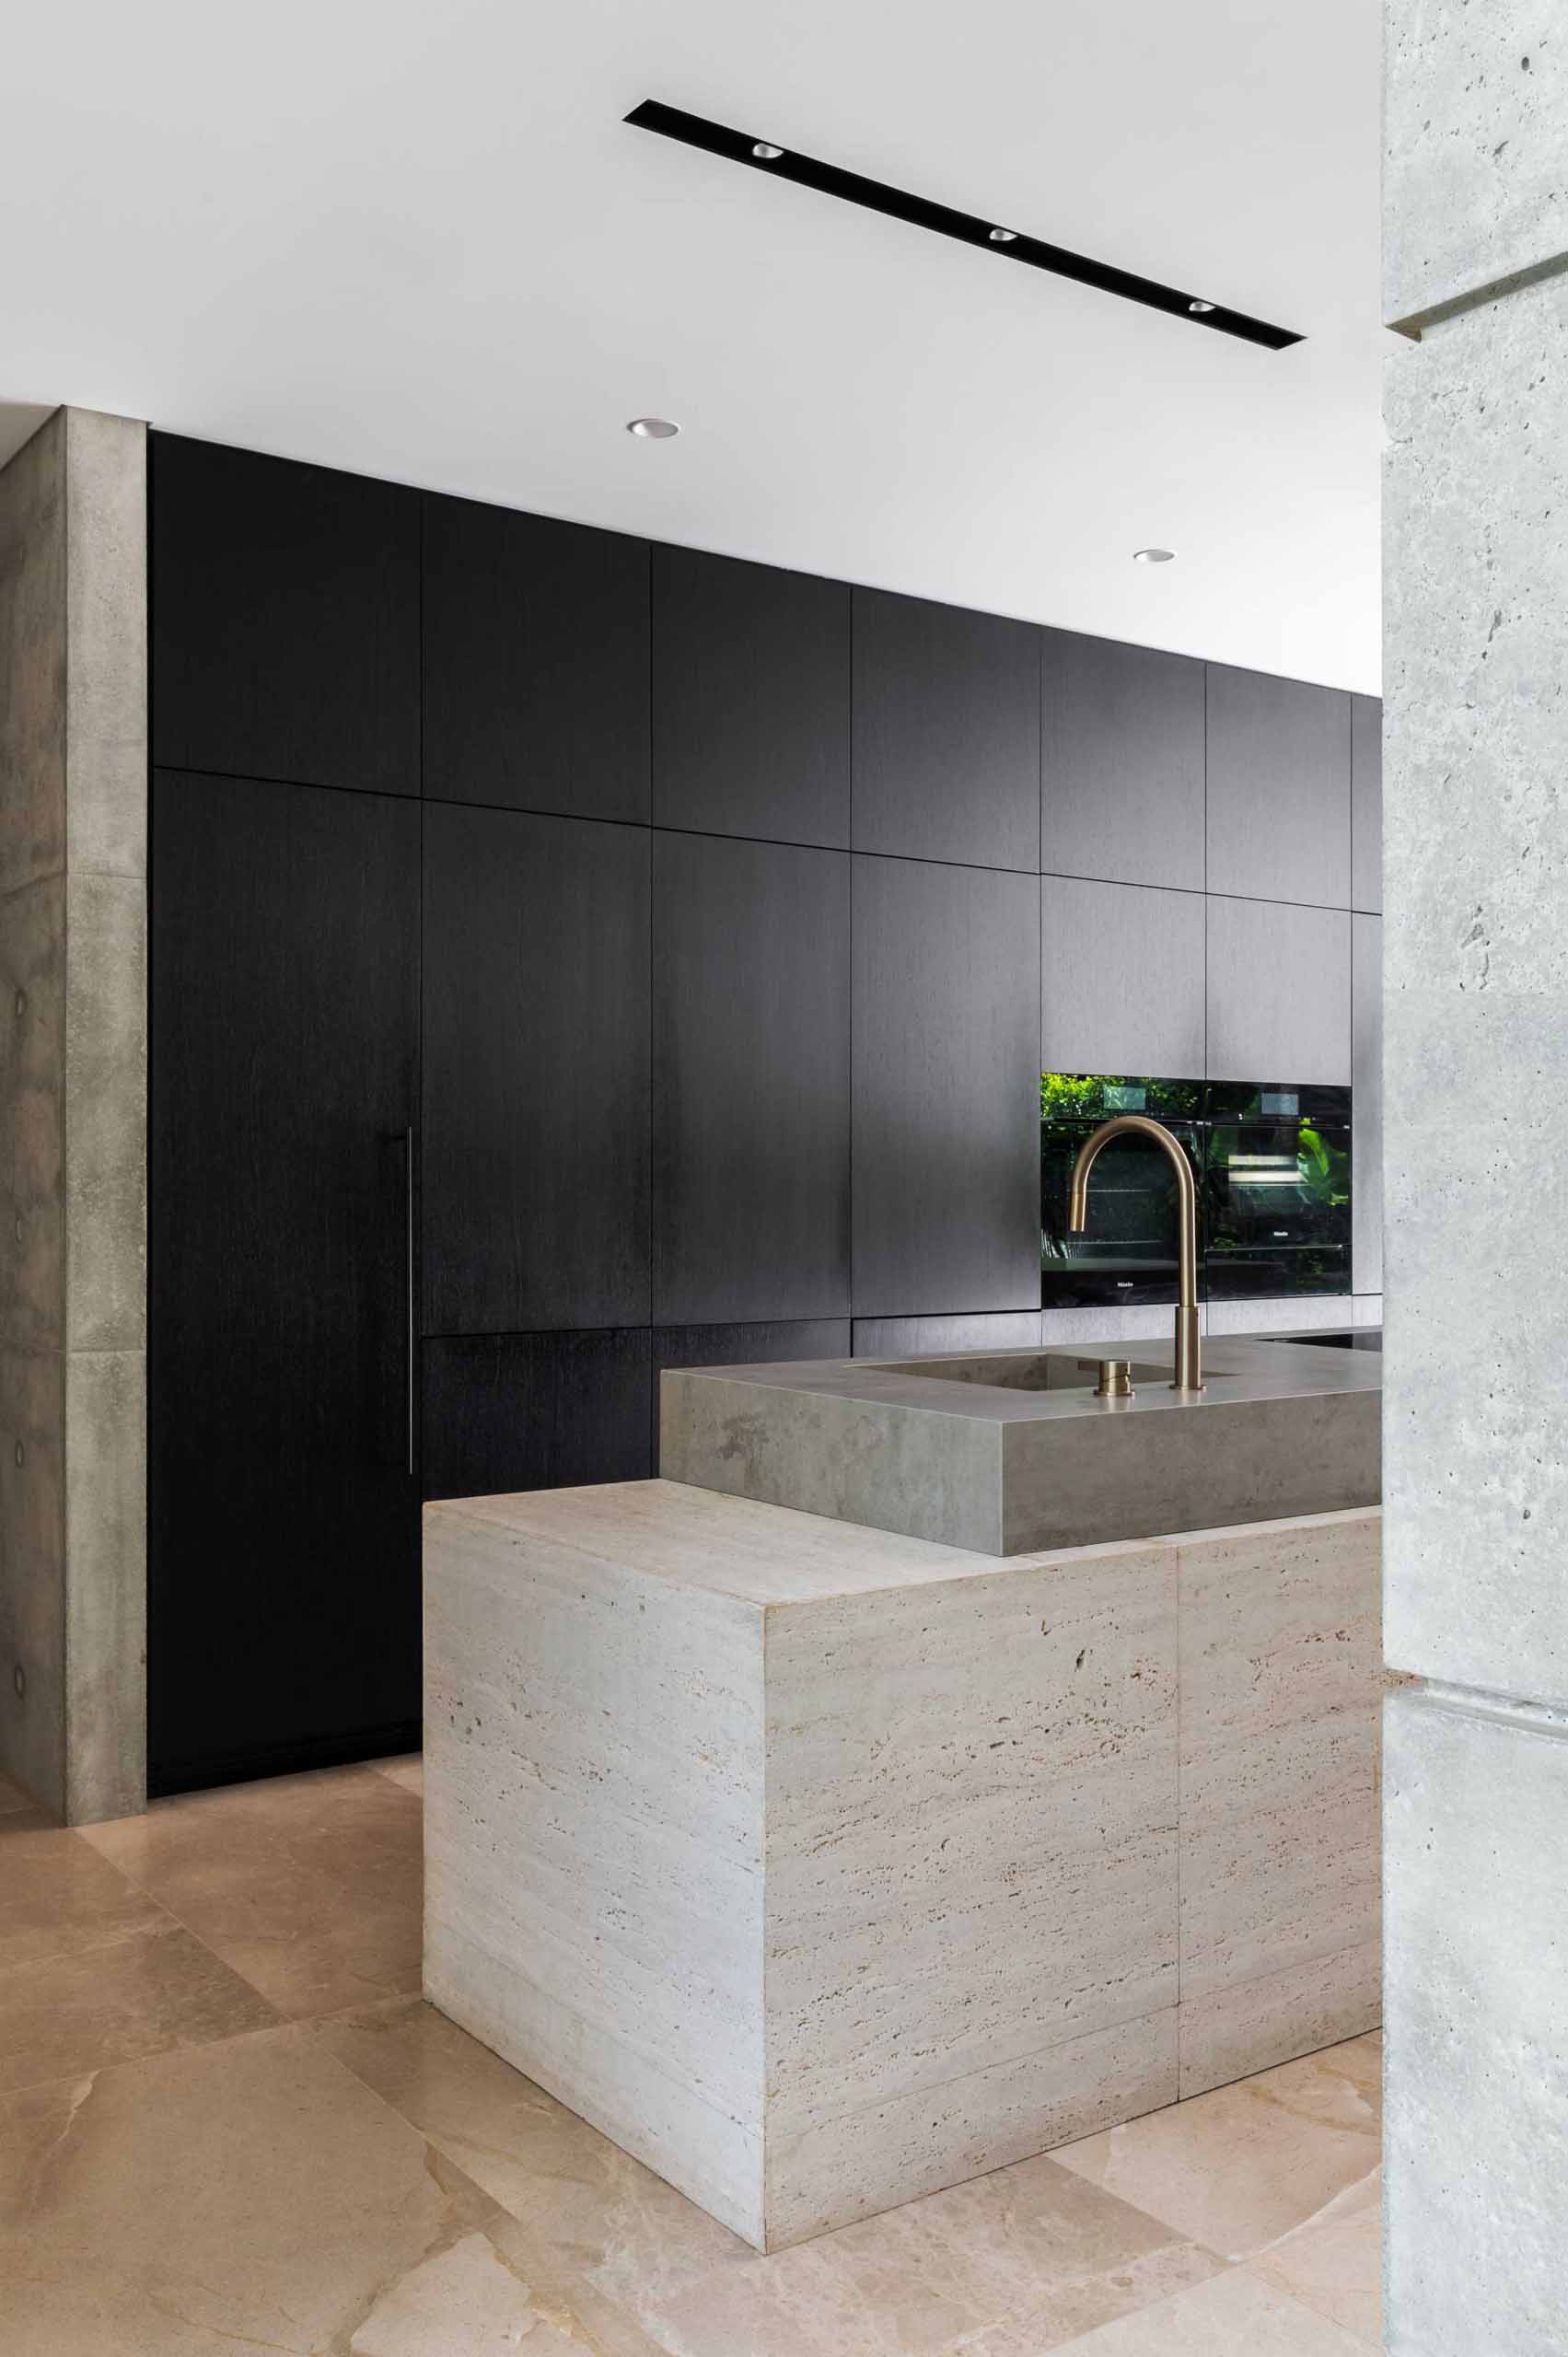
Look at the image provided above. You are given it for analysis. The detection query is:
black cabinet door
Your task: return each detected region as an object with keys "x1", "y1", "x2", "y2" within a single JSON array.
[
  {"x1": 422, "y1": 1329, "x2": 653, "y2": 1501},
  {"x1": 148, "y1": 772, "x2": 421, "y2": 1792},
  {"x1": 1205, "y1": 666, "x2": 1352, "y2": 908},
  {"x1": 151, "y1": 435, "x2": 420, "y2": 796},
  {"x1": 652, "y1": 832, "x2": 850, "y2": 1324},
  {"x1": 1041, "y1": 632, "x2": 1206, "y2": 891},
  {"x1": 652, "y1": 547, "x2": 850, "y2": 846},
  {"x1": 423, "y1": 804, "x2": 650, "y2": 1334},
  {"x1": 1040, "y1": 875, "x2": 1206, "y2": 1080},
  {"x1": 853, "y1": 854, "x2": 1040, "y2": 1316},
  {"x1": 1205, "y1": 896, "x2": 1353, "y2": 1086},
  {"x1": 424, "y1": 494, "x2": 650, "y2": 822},
  {"x1": 852, "y1": 588, "x2": 1040, "y2": 870}
]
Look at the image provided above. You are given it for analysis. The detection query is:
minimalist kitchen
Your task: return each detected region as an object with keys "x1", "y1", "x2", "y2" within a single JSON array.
[{"x1": 0, "y1": 22, "x2": 1434, "y2": 2345}]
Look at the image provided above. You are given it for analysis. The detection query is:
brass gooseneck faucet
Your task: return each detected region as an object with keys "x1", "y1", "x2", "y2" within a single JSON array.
[{"x1": 1067, "y1": 1115, "x2": 1203, "y2": 1393}]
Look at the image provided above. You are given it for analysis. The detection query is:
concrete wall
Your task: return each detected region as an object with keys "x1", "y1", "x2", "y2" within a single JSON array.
[
  {"x1": 1384, "y1": 10, "x2": 1568, "y2": 2350},
  {"x1": 0, "y1": 407, "x2": 146, "y2": 1823}
]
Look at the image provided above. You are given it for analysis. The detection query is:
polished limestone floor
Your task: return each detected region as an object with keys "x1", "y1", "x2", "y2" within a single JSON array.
[{"x1": 0, "y1": 1759, "x2": 1381, "y2": 2355}]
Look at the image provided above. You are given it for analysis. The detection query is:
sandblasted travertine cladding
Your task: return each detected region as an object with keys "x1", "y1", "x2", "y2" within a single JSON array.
[
  {"x1": 428, "y1": 1482, "x2": 1381, "y2": 2250},
  {"x1": 424, "y1": 1495, "x2": 769, "y2": 2245},
  {"x1": 64, "y1": 408, "x2": 147, "y2": 880},
  {"x1": 0, "y1": 1349, "x2": 64, "y2": 1815},
  {"x1": 1179, "y1": 1514, "x2": 1381, "y2": 2009},
  {"x1": 1385, "y1": 0, "x2": 1568, "y2": 328},
  {"x1": 1384, "y1": 278, "x2": 1568, "y2": 1699},
  {"x1": 0, "y1": 412, "x2": 65, "y2": 898},
  {"x1": 765, "y1": 1545, "x2": 1179, "y2": 2114},
  {"x1": 1385, "y1": 1689, "x2": 1568, "y2": 2354},
  {"x1": 1179, "y1": 1941, "x2": 1379, "y2": 2101},
  {"x1": 766, "y1": 2012, "x2": 1179, "y2": 2250},
  {"x1": 446, "y1": 1475, "x2": 985, "y2": 1602}
]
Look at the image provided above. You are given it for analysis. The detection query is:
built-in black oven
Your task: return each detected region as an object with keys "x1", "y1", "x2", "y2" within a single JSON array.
[
  {"x1": 1203, "y1": 1082, "x2": 1352, "y2": 1300},
  {"x1": 1040, "y1": 1075, "x2": 1205, "y2": 1308},
  {"x1": 1040, "y1": 1074, "x2": 1353, "y2": 1309}
]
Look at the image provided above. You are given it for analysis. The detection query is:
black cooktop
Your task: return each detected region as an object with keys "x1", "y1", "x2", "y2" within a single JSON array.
[{"x1": 1271, "y1": 1329, "x2": 1382, "y2": 1353}]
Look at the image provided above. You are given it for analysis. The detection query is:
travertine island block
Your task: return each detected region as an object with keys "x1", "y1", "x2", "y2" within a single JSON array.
[{"x1": 425, "y1": 1480, "x2": 1380, "y2": 2250}]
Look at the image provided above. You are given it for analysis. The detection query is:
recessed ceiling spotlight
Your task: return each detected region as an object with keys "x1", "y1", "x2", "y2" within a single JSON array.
[
  {"x1": 1132, "y1": 547, "x2": 1176, "y2": 564},
  {"x1": 989, "y1": 226, "x2": 1018, "y2": 243},
  {"x1": 751, "y1": 141, "x2": 783, "y2": 160},
  {"x1": 627, "y1": 416, "x2": 680, "y2": 440},
  {"x1": 1188, "y1": 298, "x2": 1216, "y2": 315}
]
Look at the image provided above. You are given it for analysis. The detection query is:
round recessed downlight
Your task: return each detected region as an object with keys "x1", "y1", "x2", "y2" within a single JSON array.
[
  {"x1": 627, "y1": 416, "x2": 679, "y2": 440},
  {"x1": 752, "y1": 141, "x2": 783, "y2": 160},
  {"x1": 1132, "y1": 547, "x2": 1176, "y2": 564},
  {"x1": 1188, "y1": 298, "x2": 1216, "y2": 315},
  {"x1": 989, "y1": 226, "x2": 1018, "y2": 243}
]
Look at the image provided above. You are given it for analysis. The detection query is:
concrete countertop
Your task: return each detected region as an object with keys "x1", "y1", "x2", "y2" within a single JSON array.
[
  {"x1": 661, "y1": 1332, "x2": 1380, "y2": 1431},
  {"x1": 659, "y1": 1334, "x2": 1381, "y2": 1557}
]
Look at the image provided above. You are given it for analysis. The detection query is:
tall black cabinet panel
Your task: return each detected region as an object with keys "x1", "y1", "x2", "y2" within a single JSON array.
[
  {"x1": 1205, "y1": 666, "x2": 1352, "y2": 909},
  {"x1": 652, "y1": 547, "x2": 850, "y2": 846},
  {"x1": 150, "y1": 435, "x2": 420, "y2": 796},
  {"x1": 852, "y1": 588, "x2": 1040, "y2": 870},
  {"x1": 148, "y1": 772, "x2": 421, "y2": 1793},
  {"x1": 1040, "y1": 633, "x2": 1206, "y2": 891},
  {"x1": 853, "y1": 855, "x2": 1040, "y2": 1316},
  {"x1": 423, "y1": 804, "x2": 651, "y2": 1335},
  {"x1": 652, "y1": 832, "x2": 851, "y2": 1324},
  {"x1": 422, "y1": 1329, "x2": 653, "y2": 1502},
  {"x1": 424, "y1": 495, "x2": 650, "y2": 823}
]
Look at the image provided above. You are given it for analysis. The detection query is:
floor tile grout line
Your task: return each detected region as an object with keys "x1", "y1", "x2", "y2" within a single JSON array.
[{"x1": 62, "y1": 1824, "x2": 309, "y2": 2030}]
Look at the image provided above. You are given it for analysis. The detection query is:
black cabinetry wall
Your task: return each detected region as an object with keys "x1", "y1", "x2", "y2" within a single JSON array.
[
  {"x1": 148, "y1": 768, "x2": 421, "y2": 1792},
  {"x1": 148, "y1": 432, "x2": 1376, "y2": 1785}
]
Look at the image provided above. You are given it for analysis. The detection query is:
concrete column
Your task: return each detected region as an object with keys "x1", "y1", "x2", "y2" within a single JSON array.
[
  {"x1": 0, "y1": 407, "x2": 146, "y2": 1824},
  {"x1": 1384, "y1": 12, "x2": 1568, "y2": 2351}
]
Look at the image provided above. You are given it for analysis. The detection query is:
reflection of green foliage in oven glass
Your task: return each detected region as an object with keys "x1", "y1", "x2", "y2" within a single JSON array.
[
  {"x1": 1298, "y1": 1122, "x2": 1350, "y2": 1208},
  {"x1": 1040, "y1": 1073, "x2": 1107, "y2": 1119},
  {"x1": 1040, "y1": 1073, "x2": 1203, "y2": 1121}
]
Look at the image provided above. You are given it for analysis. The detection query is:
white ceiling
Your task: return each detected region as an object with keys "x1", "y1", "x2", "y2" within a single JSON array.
[{"x1": 0, "y1": 0, "x2": 1384, "y2": 690}]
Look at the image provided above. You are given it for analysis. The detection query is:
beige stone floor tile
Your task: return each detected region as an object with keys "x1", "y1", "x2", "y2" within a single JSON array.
[
  {"x1": 1052, "y1": 2038, "x2": 1380, "y2": 2263},
  {"x1": 1046, "y1": 2262, "x2": 1373, "y2": 2353},
  {"x1": 0, "y1": 1821, "x2": 168, "y2": 1972},
  {"x1": 79, "y1": 1763, "x2": 423, "y2": 2018},
  {"x1": 0, "y1": 1786, "x2": 57, "y2": 1836},
  {"x1": 318, "y1": 1996, "x2": 1225, "y2": 2357},
  {"x1": 0, "y1": 1915, "x2": 278, "y2": 2095},
  {"x1": 1250, "y1": 2165, "x2": 1382, "y2": 2346},
  {"x1": 0, "y1": 2024, "x2": 624, "y2": 2355},
  {"x1": 367, "y1": 1751, "x2": 424, "y2": 1795}
]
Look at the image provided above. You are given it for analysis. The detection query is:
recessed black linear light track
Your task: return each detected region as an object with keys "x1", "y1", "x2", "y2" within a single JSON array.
[{"x1": 626, "y1": 99, "x2": 1304, "y2": 353}]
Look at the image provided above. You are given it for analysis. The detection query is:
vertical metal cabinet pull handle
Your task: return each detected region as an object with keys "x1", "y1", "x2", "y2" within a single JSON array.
[{"x1": 403, "y1": 1126, "x2": 415, "y2": 1478}]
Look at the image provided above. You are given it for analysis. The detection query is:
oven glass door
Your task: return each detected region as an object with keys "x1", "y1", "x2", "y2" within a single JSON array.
[
  {"x1": 1203, "y1": 1085, "x2": 1352, "y2": 1299},
  {"x1": 1040, "y1": 1076, "x2": 1205, "y2": 1308}
]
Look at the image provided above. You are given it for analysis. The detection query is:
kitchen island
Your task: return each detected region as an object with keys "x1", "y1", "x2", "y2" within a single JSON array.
[{"x1": 424, "y1": 1338, "x2": 1381, "y2": 2252}]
